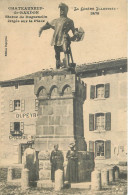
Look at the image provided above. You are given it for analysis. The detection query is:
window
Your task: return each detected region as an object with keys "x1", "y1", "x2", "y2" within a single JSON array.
[
  {"x1": 9, "y1": 100, "x2": 25, "y2": 112},
  {"x1": 89, "y1": 112, "x2": 111, "y2": 131},
  {"x1": 89, "y1": 140, "x2": 111, "y2": 159},
  {"x1": 14, "y1": 122, "x2": 20, "y2": 131},
  {"x1": 95, "y1": 113, "x2": 105, "y2": 130},
  {"x1": 14, "y1": 100, "x2": 20, "y2": 110},
  {"x1": 96, "y1": 85, "x2": 104, "y2": 98},
  {"x1": 95, "y1": 141, "x2": 104, "y2": 156},
  {"x1": 90, "y1": 83, "x2": 110, "y2": 99},
  {"x1": 10, "y1": 122, "x2": 24, "y2": 136}
]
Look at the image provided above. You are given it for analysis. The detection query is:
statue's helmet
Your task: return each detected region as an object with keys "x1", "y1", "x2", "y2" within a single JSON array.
[{"x1": 58, "y1": 3, "x2": 68, "y2": 14}]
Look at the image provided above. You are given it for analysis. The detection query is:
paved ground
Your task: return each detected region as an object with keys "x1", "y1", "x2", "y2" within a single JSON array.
[{"x1": 0, "y1": 178, "x2": 127, "y2": 195}]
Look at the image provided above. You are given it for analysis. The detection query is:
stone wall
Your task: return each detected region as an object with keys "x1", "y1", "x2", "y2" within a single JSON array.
[{"x1": 35, "y1": 98, "x2": 74, "y2": 151}]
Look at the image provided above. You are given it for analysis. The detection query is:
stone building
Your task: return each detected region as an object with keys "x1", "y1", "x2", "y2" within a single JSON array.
[
  {"x1": 0, "y1": 80, "x2": 37, "y2": 164},
  {"x1": 0, "y1": 58, "x2": 127, "y2": 166},
  {"x1": 77, "y1": 58, "x2": 127, "y2": 165}
]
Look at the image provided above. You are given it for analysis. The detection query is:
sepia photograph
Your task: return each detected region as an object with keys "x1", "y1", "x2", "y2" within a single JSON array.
[{"x1": 0, "y1": 0, "x2": 127, "y2": 194}]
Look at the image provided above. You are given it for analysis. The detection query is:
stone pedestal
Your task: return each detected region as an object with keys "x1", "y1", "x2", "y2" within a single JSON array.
[
  {"x1": 108, "y1": 168, "x2": 114, "y2": 183},
  {"x1": 54, "y1": 169, "x2": 63, "y2": 191},
  {"x1": 101, "y1": 169, "x2": 109, "y2": 187},
  {"x1": 37, "y1": 150, "x2": 53, "y2": 188},
  {"x1": 91, "y1": 170, "x2": 101, "y2": 191},
  {"x1": 113, "y1": 166, "x2": 119, "y2": 180},
  {"x1": 34, "y1": 70, "x2": 94, "y2": 185},
  {"x1": 34, "y1": 73, "x2": 87, "y2": 152},
  {"x1": 21, "y1": 168, "x2": 29, "y2": 190}
]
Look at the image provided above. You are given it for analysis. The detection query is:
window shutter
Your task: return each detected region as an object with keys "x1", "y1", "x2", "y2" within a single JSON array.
[
  {"x1": 20, "y1": 122, "x2": 24, "y2": 133},
  {"x1": 21, "y1": 100, "x2": 25, "y2": 111},
  {"x1": 89, "y1": 141, "x2": 94, "y2": 152},
  {"x1": 105, "y1": 112, "x2": 111, "y2": 130},
  {"x1": 104, "y1": 83, "x2": 110, "y2": 98},
  {"x1": 105, "y1": 141, "x2": 111, "y2": 158},
  {"x1": 95, "y1": 113, "x2": 98, "y2": 130},
  {"x1": 35, "y1": 99, "x2": 39, "y2": 111},
  {"x1": 9, "y1": 100, "x2": 14, "y2": 112},
  {"x1": 84, "y1": 84, "x2": 87, "y2": 100},
  {"x1": 10, "y1": 122, "x2": 14, "y2": 132},
  {"x1": 90, "y1": 85, "x2": 95, "y2": 99},
  {"x1": 89, "y1": 114, "x2": 94, "y2": 131}
]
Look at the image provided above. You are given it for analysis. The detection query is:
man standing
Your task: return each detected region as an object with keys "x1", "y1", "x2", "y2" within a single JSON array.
[
  {"x1": 50, "y1": 144, "x2": 64, "y2": 182},
  {"x1": 39, "y1": 3, "x2": 78, "y2": 69}
]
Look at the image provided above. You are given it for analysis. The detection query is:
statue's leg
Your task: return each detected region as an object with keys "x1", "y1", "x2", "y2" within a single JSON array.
[
  {"x1": 62, "y1": 39, "x2": 70, "y2": 68},
  {"x1": 54, "y1": 46, "x2": 61, "y2": 69},
  {"x1": 64, "y1": 53, "x2": 69, "y2": 68}
]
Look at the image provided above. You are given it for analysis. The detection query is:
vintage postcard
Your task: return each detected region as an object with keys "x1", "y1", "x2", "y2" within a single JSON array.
[{"x1": 0, "y1": 0, "x2": 127, "y2": 194}]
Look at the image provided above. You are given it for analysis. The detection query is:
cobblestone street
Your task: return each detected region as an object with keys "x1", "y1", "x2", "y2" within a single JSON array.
[{"x1": 0, "y1": 178, "x2": 127, "y2": 195}]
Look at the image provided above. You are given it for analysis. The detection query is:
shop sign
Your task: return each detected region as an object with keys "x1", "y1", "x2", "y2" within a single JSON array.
[
  {"x1": 15, "y1": 113, "x2": 37, "y2": 119},
  {"x1": 9, "y1": 135, "x2": 27, "y2": 140}
]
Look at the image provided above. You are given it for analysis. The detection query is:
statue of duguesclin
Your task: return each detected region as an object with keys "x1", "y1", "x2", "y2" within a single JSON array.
[{"x1": 39, "y1": 3, "x2": 84, "y2": 69}]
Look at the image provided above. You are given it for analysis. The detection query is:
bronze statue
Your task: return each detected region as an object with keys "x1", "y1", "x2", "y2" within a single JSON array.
[{"x1": 39, "y1": 3, "x2": 84, "y2": 69}]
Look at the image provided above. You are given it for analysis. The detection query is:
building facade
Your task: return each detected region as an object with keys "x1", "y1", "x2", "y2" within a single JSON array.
[
  {"x1": 0, "y1": 58, "x2": 127, "y2": 165},
  {"x1": 0, "y1": 82, "x2": 37, "y2": 164},
  {"x1": 83, "y1": 72, "x2": 127, "y2": 164}
]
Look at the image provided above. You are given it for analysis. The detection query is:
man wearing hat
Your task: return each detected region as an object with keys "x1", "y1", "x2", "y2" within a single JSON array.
[
  {"x1": 50, "y1": 144, "x2": 64, "y2": 182},
  {"x1": 39, "y1": 3, "x2": 79, "y2": 69}
]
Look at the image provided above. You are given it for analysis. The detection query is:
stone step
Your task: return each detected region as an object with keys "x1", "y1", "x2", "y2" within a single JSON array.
[
  {"x1": 7, "y1": 179, "x2": 21, "y2": 186},
  {"x1": 37, "y1": 180, "x2": 54, "y2": 188},
  {"x1": 71, "y1": 182, "x2": 91, "y2": 189}
]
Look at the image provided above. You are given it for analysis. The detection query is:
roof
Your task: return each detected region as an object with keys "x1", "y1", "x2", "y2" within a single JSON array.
[
  {"x1": 0, "y1": 58, "x2": 127, "y2": 85},
  {"x1": 77, "y1": 58, "x2": 127, "y2": 74}
]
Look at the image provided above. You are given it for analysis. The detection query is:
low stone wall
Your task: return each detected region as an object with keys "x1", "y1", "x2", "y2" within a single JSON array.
[
  {"x1": 0, "y1": 168, "x2": 8, "y2": 182},
  {"x1": 0, "y1": 167, "x2": 22, "y2": 182}
]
